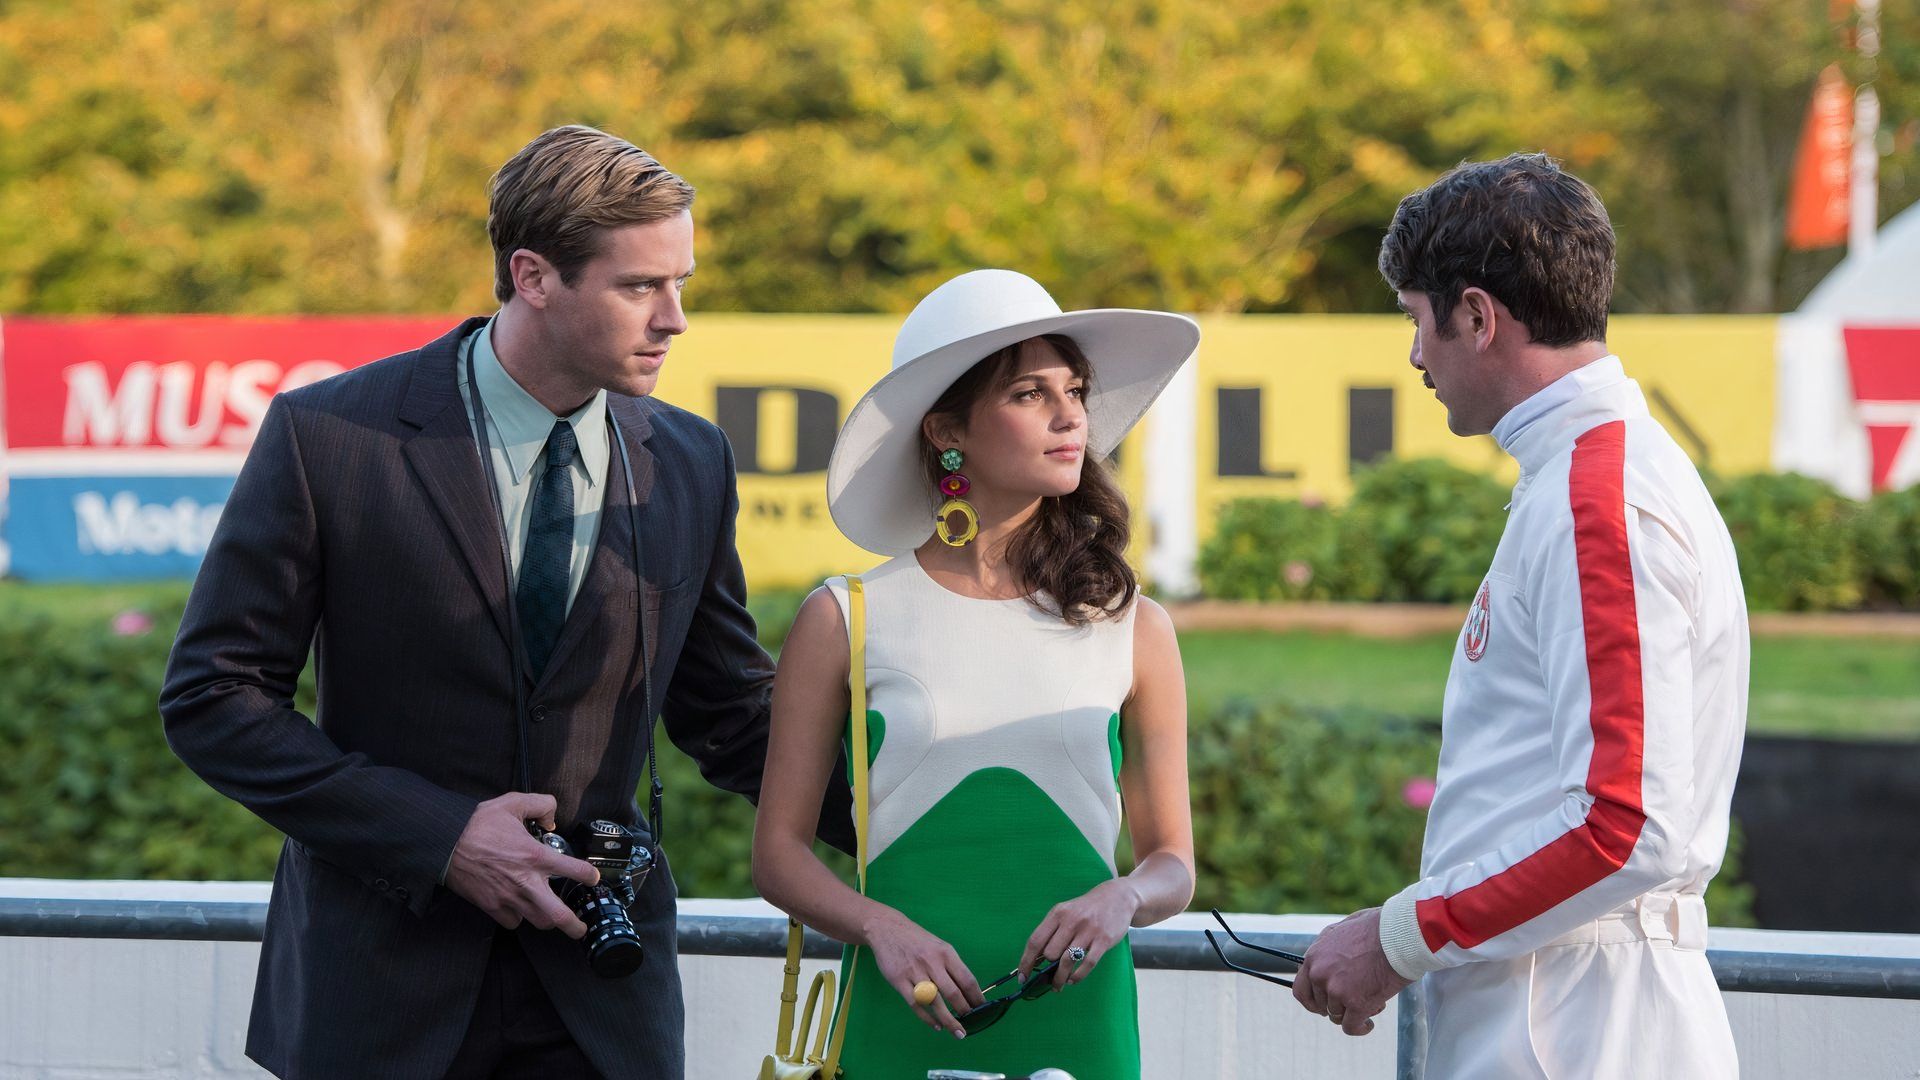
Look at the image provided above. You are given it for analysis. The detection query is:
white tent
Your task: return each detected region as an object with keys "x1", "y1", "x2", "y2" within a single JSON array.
[
  {"x1": 1774, "y1": 202, "x2": 1920, "y2": 497},
  {"x1": 1801, "y1": 202, "x2": 1920, "y2": 317}
]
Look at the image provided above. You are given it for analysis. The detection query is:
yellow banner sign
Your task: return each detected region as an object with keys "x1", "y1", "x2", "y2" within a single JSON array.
[
  {"x1": 651, "y1": 315, "x2": 1778, "y2": 590},
  {"x1": 1190, "y1": 315, "x2": 1779, "y2": 530}
]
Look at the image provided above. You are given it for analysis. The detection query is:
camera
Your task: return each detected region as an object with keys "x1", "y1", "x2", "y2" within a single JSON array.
[{"x1": 526, "y1": 818, "x2": 655, "y2": 978}]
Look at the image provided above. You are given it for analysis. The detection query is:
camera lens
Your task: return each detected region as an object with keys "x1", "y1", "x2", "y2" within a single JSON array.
[{"x1": 579, "y1": 886, "x2": 644, "y2": 978}]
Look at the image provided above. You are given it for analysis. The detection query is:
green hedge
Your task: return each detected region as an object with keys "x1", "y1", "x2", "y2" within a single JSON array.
[
  {"x1": 1188, "y1": 700, "x2": 1432, "y2": 913},
  {"x1": 1859, "y1": 484, "x2": 1920, "y2": 609},
  {"x1": 1200, "y1": 458, "x2": 1920, "y2": 613},
  {"x1": 0, "y1": 587, "x2": 803, "y2": 894},
  {"x1": 1710, "y1": 473, "x2": 1863, "y2": 612},
  {"x1": 1194, "y1": 499, "x2": 1345, "y2": 602},
  {"x1": 1198, "y1": 458, "x2": 1508, "y2": 607},
  {"x1": 1184, "y1": 697, "x2": 1753, "y2": 927},
  {"x1": 0, "y1": 589, "x2": 1755, "y2": 925},
  {"x1": 0, "y1": 592, "x2": 288, "y2": 880},
  {"x1": 1343, "y1": 458, "x2": 1510, "y2": 603}
]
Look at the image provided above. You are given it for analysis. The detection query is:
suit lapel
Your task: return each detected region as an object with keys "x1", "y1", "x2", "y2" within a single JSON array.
[
  {"x1": 534, "y1": 394, "x2": 658, "y2": 689},
  {"x1": 398, "y1": 317, "x2": 514, "y2": 648}
]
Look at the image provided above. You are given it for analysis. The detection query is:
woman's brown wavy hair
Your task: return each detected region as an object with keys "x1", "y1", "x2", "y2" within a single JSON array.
[{"x1": 920, "y1": 334, "x2": 1135, "y2": 625}]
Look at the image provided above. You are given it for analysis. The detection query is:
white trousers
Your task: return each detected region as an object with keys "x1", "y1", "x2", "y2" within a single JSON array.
[{"x1": 1420, "y1": 895, "x2": 1737, "y2": 1079}]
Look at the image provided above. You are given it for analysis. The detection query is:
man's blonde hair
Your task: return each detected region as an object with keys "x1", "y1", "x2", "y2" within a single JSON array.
[{"x1": 488, "y1": 125, "x2": 695, "y2": 302}]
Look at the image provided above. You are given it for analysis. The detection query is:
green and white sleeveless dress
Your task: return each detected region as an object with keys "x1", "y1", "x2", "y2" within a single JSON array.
[{"x1": 825, "y1": 555, "x2": 1141, "y2": 1078}]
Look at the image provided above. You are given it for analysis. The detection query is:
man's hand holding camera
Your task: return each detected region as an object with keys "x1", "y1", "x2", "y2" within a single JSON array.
[{"x1": 447, "y1": 791, "x2": 599, "y2": 939}]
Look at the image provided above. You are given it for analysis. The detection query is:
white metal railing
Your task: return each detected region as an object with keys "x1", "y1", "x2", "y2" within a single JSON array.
[{"x1": 4, "y1": 883, "x2": 1919, "y2": 1079}]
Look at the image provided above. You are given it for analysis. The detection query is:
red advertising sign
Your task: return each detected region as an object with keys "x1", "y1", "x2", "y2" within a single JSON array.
[
  {"x1": 0, "y1": 316, "x2": 460, "y2": 578},
  {"x1": 2, "y1": 317, "x2": 454, "y2": 459},
  {"x1": 1843, "y1": 325, "x2": 1920, "y2": 491}
]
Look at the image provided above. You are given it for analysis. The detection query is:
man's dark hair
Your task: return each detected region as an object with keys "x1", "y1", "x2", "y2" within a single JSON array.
[{"x1": 1378, "y1": 152, "x2": 1614, "y2": 347}]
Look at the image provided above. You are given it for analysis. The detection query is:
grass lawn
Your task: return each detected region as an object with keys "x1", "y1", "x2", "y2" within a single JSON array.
[
  {"x1": 1179, "y1": 629, "x2": 1920, "y2": 740},
  {"x1": 6, "y1": 581, "x2": 1915, "y2": 740}
]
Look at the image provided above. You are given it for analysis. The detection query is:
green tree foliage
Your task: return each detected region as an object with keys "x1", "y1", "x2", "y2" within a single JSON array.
[
  {"x1": 1576, "y1": 0, "x2": 1920, "y2": 312},
  {"x1": 0, "y1": 0, "x2": 1914, "y2": 316}
]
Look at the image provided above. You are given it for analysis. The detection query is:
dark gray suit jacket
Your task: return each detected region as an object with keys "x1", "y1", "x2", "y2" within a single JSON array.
[{"x1": 160, "y1": 318, "x2": 853, "y2": 1079}]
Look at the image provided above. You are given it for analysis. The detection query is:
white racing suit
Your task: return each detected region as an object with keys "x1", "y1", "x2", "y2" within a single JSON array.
[{"x1": 1377, "y1": 357, "x2": 1748, "y2": 1078}]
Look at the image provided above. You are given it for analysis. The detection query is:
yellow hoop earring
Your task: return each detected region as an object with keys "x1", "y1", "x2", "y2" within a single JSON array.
[
  {"x1": 934, "y1": 447, "x2": 979, "y2": 548},
  {"x1": 935, "y1": 498, "x2": 980, "y2": 547}
]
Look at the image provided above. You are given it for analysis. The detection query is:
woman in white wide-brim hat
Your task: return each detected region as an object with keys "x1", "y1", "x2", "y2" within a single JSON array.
[{"x1": 752, "y1": 270, "x2": 1199, "y2": 1078}]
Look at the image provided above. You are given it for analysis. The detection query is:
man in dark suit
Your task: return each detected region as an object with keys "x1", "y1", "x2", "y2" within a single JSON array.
[{"x1": 161, "y1": 125, "x2": 852, "y2": 1079}]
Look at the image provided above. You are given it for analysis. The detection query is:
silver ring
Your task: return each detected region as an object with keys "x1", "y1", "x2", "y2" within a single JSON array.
[{"x1": 1066, "y1": 946, "x2": 1087, "y2": 963}]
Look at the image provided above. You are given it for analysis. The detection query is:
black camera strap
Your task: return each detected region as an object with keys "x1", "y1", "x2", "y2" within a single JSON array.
[
  {"x1": 463, "y1": 334, "x2": 663, "y2": 848},
  {"x1": 610, "y1": 409, "x2": 665, "y2": 847}
]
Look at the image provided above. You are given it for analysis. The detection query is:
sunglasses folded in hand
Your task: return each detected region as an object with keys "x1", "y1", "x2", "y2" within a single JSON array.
[
  {"x1": 957, "y1": 957, "x2": 1062, "y2": 1035},
  {"x1": 1203, "y1": 908, "x2": 1306, "y2": 988}
]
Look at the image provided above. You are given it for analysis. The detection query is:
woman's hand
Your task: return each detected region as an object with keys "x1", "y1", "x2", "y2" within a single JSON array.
[
  {"x1": 863, "y1": 908, "x2": 985, "y2": 1038},
  {"x1": 1017, "y1": 878, "x2": 1143, "y2": 989}
]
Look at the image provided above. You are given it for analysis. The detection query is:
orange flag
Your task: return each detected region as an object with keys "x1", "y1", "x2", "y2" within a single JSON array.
[{"x1": 1786, "y1": 65, "x2": 1853, "y2": 251}]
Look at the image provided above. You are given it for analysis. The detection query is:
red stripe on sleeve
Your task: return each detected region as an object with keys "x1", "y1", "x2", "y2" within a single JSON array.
[{"x1": 1415, "y1": 420, "x2": 1648, "y2": 953}]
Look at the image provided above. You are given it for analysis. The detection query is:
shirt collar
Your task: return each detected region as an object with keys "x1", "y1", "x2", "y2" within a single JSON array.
[
  {"x1": 471, "y1": 315, "x2": 609, "y2": 488},
  {"x1": 1492, "y1": 355, "x2": 1645, "y2": 474}
]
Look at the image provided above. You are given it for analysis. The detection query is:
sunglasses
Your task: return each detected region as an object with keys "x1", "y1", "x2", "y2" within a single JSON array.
[
  {"x1": 1203, "y1": 908, "x2": 1305, "y2": 988},
  {"x1": 956, "y1": 958, "x2": 1061, "y2": 1035}
]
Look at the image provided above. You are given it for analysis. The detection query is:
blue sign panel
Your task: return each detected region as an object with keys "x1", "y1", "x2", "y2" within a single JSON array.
[{"x1": 6, "y1": 475, "x2": 237, "y2": 581}]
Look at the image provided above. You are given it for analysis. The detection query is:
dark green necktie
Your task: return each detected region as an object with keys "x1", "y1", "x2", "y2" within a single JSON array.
[{"x1": 517, "y1": 420, "x2": 577, "y2": 677}]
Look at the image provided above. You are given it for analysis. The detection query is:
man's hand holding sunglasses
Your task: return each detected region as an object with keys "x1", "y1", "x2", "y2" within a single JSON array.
[
  {"x1": 1015, "y1": 877, "x2": 1143, "y2": 990},
  {"x1": 1293, "y1": 907, "x2": 1413, "y2": 1036}
]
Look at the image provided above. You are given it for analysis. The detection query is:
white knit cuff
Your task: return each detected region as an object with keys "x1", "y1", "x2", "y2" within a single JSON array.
[{"x1": 1379, "y1": 884, "x2": 1446, "y2": 980}]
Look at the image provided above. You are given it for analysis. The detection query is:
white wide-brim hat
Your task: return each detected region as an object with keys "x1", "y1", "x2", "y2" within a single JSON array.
[{"x1": 827, "y1": 269, "x2": 1200, "y2": 555}]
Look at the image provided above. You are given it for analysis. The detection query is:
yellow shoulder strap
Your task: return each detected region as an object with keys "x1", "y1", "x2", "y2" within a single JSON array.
[
  {"x1": 846, "y1": 575, "x2": 870, "y2": 891},
  {"x1": 822, "y1": 574, "x2": 867, "y2": 1074}
]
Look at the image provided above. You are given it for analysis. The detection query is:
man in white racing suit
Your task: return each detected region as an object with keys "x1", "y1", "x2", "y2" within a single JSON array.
[{"x1": 1292, "y1": 153, "x2": 1747, "y2": 1079}]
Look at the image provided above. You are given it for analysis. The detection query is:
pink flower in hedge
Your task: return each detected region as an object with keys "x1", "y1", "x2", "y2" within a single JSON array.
[
  {"x1": 1301, "y1": 492, "x2": 1326, "y2": 510},
  {"x1": 1401, "y1": 777, "x2": 1436, "y2": 811},
  {"x1": 112, "y1": 610, "x2": 154, "y2": 636},
  {"x1": 1283, "y1": 560, "x2": 1313, "y2": 588}
]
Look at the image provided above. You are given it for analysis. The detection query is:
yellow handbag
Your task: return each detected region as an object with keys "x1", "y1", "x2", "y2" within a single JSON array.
[{"x1": 759, "y1": 575, "x2": 871, "y2": 1080}]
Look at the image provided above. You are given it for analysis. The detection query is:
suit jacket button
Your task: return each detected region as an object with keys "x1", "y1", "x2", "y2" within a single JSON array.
[
  {"x1": 394, "y1": 886, "x2": 410, "y2": 902},
  {"x1": 532, "y1": 706, "x2": 547, "y2": 724},
  {"x1": 373, "y1": 878, "x2": 390, "y2": 891}
]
